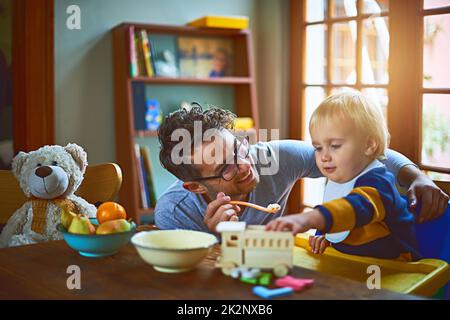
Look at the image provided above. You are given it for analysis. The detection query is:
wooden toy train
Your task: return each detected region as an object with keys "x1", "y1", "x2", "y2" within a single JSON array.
[{"x1": 215, "y1": 221, "x2": 294, "y2": 277}]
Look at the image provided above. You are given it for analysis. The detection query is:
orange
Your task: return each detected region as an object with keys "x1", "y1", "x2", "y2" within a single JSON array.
[{"x1": 96, "y1": 202, "x2": 127, "y2": 224}]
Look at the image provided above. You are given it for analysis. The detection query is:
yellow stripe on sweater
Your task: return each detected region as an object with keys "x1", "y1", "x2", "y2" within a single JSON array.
[
  {"x1": 322, "y1": 186, "x2": 389, "y2": 242},
  {"x1": 351, "y1": 186, "x2": 386, "y2": 223},
  {"x1": 321, "y1": 198, "x2": 356, "y2": 233}
]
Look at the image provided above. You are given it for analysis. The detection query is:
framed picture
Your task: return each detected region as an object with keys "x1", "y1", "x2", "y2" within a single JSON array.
[{"x1": 177, "y1": 37, "x2": 233, "y2": 78}]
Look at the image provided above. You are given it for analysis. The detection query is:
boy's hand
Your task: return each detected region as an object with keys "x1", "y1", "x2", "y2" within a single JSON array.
[
  {"x1": 265, "y1": 214, "x2": 310, "y2": 234},
  {"x1": 204, "y1": 192, "x2": 240, "y2": 233},
  {"x1": 265, "y1": 209, "x2": 326, "y2": 234},
  {"x1": 309, "y1": 235, "x2": 330, "y2": 254}
]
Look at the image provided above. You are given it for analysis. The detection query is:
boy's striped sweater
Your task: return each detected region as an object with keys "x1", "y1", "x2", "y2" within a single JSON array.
[{"x1": 316, "y1": 167, "x2": 421, "y2": 261}]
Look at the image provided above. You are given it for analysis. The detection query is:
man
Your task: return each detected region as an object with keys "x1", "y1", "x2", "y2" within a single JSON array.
[{"x1": 155, "y1": 106, "x2": 449, "y2": 234}]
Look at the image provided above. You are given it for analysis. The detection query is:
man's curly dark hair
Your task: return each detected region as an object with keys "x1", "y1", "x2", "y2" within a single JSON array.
[{"x1": 158, "y1": 104, "x2": 236, "y2": 181}]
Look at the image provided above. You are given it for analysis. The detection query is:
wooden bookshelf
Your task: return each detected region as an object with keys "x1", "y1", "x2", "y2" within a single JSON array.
[
  {"x1": 135, "y1": 130, "x2": 158, "y2": 138},
  {"x1": 138, "y1": 208, "x2": 154, "y2": 216},
  {"x1": 130, "y1": 76, "x2": 252, "y2": 85},
  {"x1": 112, "y1": 22, "x2": 258, "y2": 224}
]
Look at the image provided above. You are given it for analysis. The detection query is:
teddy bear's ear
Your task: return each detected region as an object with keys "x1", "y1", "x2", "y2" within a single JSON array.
[
  {"x1": 64, "y1": 143, "x2": 88, "y2": 174},
  {"x1": 11, "y1": 151, "x2": 29, "y2": 179}
]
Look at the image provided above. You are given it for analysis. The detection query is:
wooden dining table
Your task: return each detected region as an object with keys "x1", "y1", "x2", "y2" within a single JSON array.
[{"x1": 0, "y1": 239, "x2": 425, "y2": 300}]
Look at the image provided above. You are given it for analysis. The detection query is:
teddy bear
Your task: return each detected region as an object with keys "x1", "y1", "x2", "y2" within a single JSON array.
[{"x1": 0, "y1": 143, "x2": 97, "y2": 248}]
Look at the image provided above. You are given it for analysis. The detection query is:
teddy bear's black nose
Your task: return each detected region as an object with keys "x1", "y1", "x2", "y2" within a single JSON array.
[{"x1": 35, "y1": 166, "x2": 53, "y2": 178}]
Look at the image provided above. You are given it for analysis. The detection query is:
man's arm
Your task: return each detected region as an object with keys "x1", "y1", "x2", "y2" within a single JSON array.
[
  {"x1": 396, "y1": 164, "x2": 449, "y2": 222},
  {"x1": 375, "y1": 149, "x2": 448, "y2": 221},
  {"x1": 271, "y1": 142, "x2": 448, "y2": 221},
  {"x1": 154, "y1": 197, "x2": 207, "y2": 231},
  {"x1": 154, "y1": 207, "x2": 183, "y2": 230},
  {"x1": 267, "y1": 140, "x2": 321, "y2": 180},
  {"x1": 384, "y1": 149, "x2": 415, "y2": 183},
  {"x1": 276, "y1": 142, "x2": 415, "y2": 183}
]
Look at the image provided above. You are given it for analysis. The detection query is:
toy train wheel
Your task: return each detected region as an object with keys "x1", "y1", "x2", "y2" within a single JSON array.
[
  {"x1": 221, "y1": 262, "x2": 237, "y2": 276},
  {"x1": 273, "y1": 264, "x2": 289, "y2": 277}
]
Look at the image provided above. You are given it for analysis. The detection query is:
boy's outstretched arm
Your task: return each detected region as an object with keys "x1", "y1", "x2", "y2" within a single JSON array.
[
  {"x1": 265, "y1": 209, "x2": 326, "y2": 234},
  {"x1": 266, "y1": 212, "x2": 331, "y2": 254},
  {"x1": 315, "y1": 187, "x2": 387, "y2": 234}
]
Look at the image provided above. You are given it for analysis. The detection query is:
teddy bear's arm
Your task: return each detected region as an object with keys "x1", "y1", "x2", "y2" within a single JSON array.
[
  {"x1": 69, "y1": 195, "x2": 97, "y2": 218},
  {"x1": 0, "y1": 202, "x2": 32, "y2": 248}
]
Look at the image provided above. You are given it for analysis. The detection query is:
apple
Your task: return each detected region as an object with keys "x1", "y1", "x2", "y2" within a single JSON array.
[{"x1": 96, "y1": 219, "x2": 131, "y2": 235}]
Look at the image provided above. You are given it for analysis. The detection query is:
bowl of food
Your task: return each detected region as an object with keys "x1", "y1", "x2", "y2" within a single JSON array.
[
  {"x1": 58, "y1": 202, "x2": 136, "y2": 257},
  {"x1": 58, "y1": 219, "x2": 136, "y2": 257},
  {"x1": 131, "y1": 230, "x2": 218, "y2": 273}
]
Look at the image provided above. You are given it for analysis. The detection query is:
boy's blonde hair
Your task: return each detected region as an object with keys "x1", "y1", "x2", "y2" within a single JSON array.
[{"x1": 309, "y1": 90, "x2": 390, "y2": 160}]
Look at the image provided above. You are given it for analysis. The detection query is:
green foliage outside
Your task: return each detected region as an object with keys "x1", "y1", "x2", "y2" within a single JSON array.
[{"x1": 422, "y1": 106, "x2": 450, "y2": 160}]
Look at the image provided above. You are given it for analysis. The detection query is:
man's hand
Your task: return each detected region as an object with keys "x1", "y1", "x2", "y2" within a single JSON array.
[
  {"x1": 204, "y1": 192, "x2": 240, "y2": 233},
  {"x1": 407, "y1": 175, "x2": 449, "y2": 223}
]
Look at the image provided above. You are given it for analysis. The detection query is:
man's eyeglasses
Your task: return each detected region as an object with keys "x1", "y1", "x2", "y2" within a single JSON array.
[{"x1": 194, "y1": 137, "x2": 250, "y2": 182}]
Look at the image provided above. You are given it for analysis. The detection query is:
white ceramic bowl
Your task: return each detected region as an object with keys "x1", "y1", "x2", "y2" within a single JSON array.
[{"x1": 131, "y1": 230, "x2": 218, "y2": 273}]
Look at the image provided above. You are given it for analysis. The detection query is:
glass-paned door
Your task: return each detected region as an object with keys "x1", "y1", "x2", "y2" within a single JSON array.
[
  {"x1": 421, "y1": 2, "x2": 450, "y2": 179},
  {"x1": 303, "y1": 0, "x2": 390, "y2": 206}
]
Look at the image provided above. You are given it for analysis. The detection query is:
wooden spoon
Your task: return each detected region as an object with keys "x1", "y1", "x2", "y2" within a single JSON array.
[{"x1": 229, "y1": 201, "x2": 280, "y2": 214}]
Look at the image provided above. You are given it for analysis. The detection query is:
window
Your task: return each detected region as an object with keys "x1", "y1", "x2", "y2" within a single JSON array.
[
  {"x1": 291, "y1": 0, "x2": 390, "y2": 207},
  {"x1": 388, "y1": 0, "x2": 450, "y2": 179},
  {"x1": 226, "y1": 234, "x2": 239, "y2": 247},
  {"x1": 420, "y1": 1, "x2": 450, "y2": 177},
  {"x1": 289, "y1": 0, "x2": 450, "y2": 210}
]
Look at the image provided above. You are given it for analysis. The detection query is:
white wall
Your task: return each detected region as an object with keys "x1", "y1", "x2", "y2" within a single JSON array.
[{"x1": 254, "y1": 0, "x2": 290, "y2": 139}]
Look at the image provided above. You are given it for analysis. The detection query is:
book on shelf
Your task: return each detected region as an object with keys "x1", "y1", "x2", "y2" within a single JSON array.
[
  {"x1": 134, "y1": 143, "x2": 149, "y2": 209},
  {"x1": 130, "y1": 28, "x2": 157, "y2": 78},
  {"x1": 139, "y1": 29, "x2": 155, "y2": 77},
  {"x1": 134, "y1": 31, "x2": 146, "y2": 76},
  {"x1": 129, "y1": 26, "x2": 139, "y2": 77},
  {"x1": 140, "y1": 152, "x2": 151, "y2": 209},
  {"x1": 148, "y1": 38, "x2": 158, "y2": 77},
  {"x1": 140, "y1": 145, "x2": 157, "y2": 208}
]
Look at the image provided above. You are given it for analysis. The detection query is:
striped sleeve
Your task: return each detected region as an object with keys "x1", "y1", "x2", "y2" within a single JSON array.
[{"x1": 315, "y1": 168, "x2": 394, "y2": 233}]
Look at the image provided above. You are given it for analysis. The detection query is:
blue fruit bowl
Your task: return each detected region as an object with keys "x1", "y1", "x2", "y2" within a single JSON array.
[{"x1": 57, "y1": 219, "x2": 136, "y2": 258}]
